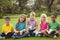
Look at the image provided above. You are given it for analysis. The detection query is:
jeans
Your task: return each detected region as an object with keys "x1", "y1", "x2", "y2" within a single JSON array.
[{"x1": 1, "y1": 32, "x2": 14, "y2": 38}]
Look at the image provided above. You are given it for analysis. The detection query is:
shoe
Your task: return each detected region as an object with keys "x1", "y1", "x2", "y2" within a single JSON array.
[
  {"x1": 0, "y1": 36, "x2": 2, "y2": 39},
  {"x1": 0, "y1": 36, "x2": 5, "y2": 39},
  {"x1": 13, "y1": 35, "x2": 20, "y2": 39}
]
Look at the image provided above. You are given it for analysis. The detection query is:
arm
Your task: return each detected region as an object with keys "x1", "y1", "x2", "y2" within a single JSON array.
[
  {"x1": 33, "y1": 21, "x2": 38, "y2": 30},
  {"x1": 46, "y1": 23, "x2": 50, "y2": 30},
  {"x1": 27, "y1": 21, "x2": 30, "y2": 30},
  {"x1": 57, "y1": 24, "x2": 60, "y2": 32}
]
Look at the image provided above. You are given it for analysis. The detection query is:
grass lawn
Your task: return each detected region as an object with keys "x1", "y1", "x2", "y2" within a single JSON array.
[{"x1": 0, "y1": 15, "x2": 60, "y2": 40}]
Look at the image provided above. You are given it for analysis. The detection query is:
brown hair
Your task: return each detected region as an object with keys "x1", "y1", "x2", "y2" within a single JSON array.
[
  {"x1": 30, "y1": 11, "x2": 36, "y2": 16},
  {"x1": 16, "y1": 14, "x2": 26, "y2": 30},
  {"x1": 18, "y1": 14, "x2": 26, "y2": 23}
]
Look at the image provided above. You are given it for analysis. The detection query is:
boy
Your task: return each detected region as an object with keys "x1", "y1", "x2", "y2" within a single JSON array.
[
  {"x1": 47, "y1": 13, "x2": 60, "y2": 38},
  {"x1": 0, "y1": 16, "x2": 14, "y2": 38}
]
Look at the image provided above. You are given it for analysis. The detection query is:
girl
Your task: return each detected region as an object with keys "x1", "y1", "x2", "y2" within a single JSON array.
[
  {"x1": 27, "y1": 11, "x2": 38, "y2": 36},
  {"x1": 14, "y1": 14, "x2": 26, "y2": 38},
  {"x1": 40, "y1": 14, "x2": 49, "y2": 37}
]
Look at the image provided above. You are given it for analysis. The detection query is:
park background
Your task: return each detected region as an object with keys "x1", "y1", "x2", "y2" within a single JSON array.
[{"x1": 0, "y1": 0, "x2": 60, "y2": 40}]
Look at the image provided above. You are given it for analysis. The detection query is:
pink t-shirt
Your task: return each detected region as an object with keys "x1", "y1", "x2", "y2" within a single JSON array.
[{"x1": 40, "y1": 22, "x2": 49, "y2": 31}]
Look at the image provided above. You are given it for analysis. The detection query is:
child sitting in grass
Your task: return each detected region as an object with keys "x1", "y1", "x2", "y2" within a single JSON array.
[
  {"x1": 40, "y1": 14, "x2": 49, "y2": 37},
  {"x1": 47, "y1": 12, "x2": 60, "y2": 38},
  {"x1": 14, "y1": 14, "x2": 26, "y2": 38},
  {"x1": 0, "y1": 16, "x2": 14, "y2": 38},
  {"x1": 27, "y1": 11, "x2": 38, "y2": 36}
]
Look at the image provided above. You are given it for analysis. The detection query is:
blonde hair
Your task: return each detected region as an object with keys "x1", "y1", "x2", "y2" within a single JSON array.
[
  {"x1": 30, "y1": 11, "x2": 36, "y2": 16},
  {"x1": 40, "y1": 13, "x2": 48, "y2": 23}
]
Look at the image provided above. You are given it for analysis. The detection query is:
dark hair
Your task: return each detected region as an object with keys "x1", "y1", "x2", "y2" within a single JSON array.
[
  {"x1": 51, "y1": 12, "x2": 57, "y2": 18},
  {"x1": 5, "y1": 16, "x2": 10, "y2": 20}
]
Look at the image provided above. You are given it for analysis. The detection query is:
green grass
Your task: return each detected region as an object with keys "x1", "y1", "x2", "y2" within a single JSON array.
[{"x1": 0, "y1": 15, "x2": 60, "y2": 40}]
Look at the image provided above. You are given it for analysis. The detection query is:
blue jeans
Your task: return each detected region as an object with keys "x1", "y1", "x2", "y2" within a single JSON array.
[{"x1": 1, "y1": 32, "x2": 14, "y2": 38}]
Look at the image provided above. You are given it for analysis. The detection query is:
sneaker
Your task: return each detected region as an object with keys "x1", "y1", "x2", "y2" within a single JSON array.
[
  {"x1": 13, "y1": 35, "x2": 20, "y2": 39},
  {"x1": 0, "y1": 36, "x2": 2, "y2": 39},
  {"x1": 0, "y1": 36, "x2": 5, "y2": 39}
]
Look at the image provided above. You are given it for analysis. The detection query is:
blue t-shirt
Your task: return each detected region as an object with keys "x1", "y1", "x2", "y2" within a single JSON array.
[{"x1": 14, "y1": 22, "x2": 26, "y2": 31}]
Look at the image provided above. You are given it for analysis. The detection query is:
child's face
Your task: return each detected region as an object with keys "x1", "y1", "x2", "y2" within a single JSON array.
[
  {"x1": 41, "y1": 16, "x2": 46, "y2": 21},
  {"x1": 30, "y1": 14, "x2": 35, "y2": 19},
  {"x1": 5, "y1": 19, "x2": 10, "y2": 24},
  {"x1": 51, "y1": 15, "x2": 56, "y2": 22},
  {"x1": 20, "y1": 17, "x2": 24, "y2": 22}
]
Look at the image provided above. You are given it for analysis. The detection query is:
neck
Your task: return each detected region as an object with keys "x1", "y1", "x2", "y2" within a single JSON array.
[
  {"x1": 41, "y1": 20, "x2": 46, "y2": 23},
  {"x1": 6, "y1": 23, "x2": 10, "y2": 26},
  {"x1": 30, "y1": 19, "x2": 34, "y2": 21},
  {"x1": 52, "y1": 21, "x2": 56, "y2": 23}
]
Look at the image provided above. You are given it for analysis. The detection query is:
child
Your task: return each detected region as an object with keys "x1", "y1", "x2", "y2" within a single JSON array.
[
  {"x1": 27, "y1": 11, "x2": 38, "y2": 36},
  {"x1": 0, "y1": 16, "x2": 14, "y2": 38},
  {"x1": 40, "y1": 14, "x2": 49, "y2": 37},
  {"x1": 47, "y1": 13, "x2": 60, "y2": 38},
  {"x1": 14, "y1": 14, "x2": 26, "y2": 38}
]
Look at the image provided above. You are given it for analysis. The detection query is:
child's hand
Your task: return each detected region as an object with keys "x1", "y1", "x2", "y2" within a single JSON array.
[
  {"x1": 15, "y1": 31, "x2": 19, "y2": 33},
  {"x1": 5, "y1": 33, "x2": 8, "y2": 35}
]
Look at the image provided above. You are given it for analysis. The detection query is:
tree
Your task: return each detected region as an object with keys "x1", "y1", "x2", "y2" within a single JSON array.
[
  {"x1": 18, "y1": 0, "x2": 28, "y2": 10},
  {"x1": 34, "y1": 0, "x2": 41, "y2": 10},
  {"x1": 47, "y1": 0, "x2": 54, "y2": 12}
]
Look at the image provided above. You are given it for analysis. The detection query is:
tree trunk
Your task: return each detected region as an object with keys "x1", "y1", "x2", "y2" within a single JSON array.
[
  {"x1": 34, "y1": 0, "x2": 41, "y2": 10},
  {"x1": 47, "y1": 0, "x2": 54, "y2": 12},
  {"x1": 18, "y1": 0, "x2": 28, "y2": 10}
]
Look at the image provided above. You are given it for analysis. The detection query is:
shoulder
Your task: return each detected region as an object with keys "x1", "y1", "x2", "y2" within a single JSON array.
[
  {"x1": 46, "y1": 22, "x2": 49, "y2": 24},
  {"x1": 9, "y1": 24, "x2": 13, "y2": 27},
  {"x1": 56, "y1": 22, "x2": 60, "y2": 25}
]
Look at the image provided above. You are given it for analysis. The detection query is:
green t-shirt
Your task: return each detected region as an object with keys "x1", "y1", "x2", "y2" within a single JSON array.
[{"x1": 49, "y1": 21, "x2": 60, "y2": 31}]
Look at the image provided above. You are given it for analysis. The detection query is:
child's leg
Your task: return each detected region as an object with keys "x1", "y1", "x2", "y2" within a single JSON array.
[
  {"x1": 42, "y1": 30, "x2": 53, "y2": 37},
  {"x1": 0, "y1": 33, "x2": 6, "y2": 37},
  {"x1": 20, "y1": 29, "x2": 26, "y2": 35},
  {"x1": 6, "y1": 32, "x2": 14, "y2": 38},
  {"x1": 41, "y1": 30, "x2": 48, "y2": 36},
  {"x1": 54, "y1": 31, "x2": 59, "y2": 37},
  {"x1": 29, "y1": 30, "x2": 35, "y2": 36}
]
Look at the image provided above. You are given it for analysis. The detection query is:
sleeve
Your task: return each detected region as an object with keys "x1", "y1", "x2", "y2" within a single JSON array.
[
  {"x1": 58, "y1": 23, "x2": 60, "y2": 27},
  {"x1": 58, "y1": 22, "x2": 60, "y2": 27},
  {"x1": 46, "y1": 22, "x2": 49, "y2": 28},
  {"x1": 11, "y1": 25, "x2": 14, "y2": 31},
  {"x1": 57, "y1": 22, "x2": 60, "y2": 30},
  {"x1": 24, "y1": 23, "x2": 26, "y2": 29},
  {"x1": 47, "y1": 22, "x2": 49, "y2": 26},
  {"x1": 14, "y1": 23, "x2": 17, "y2": 28}
]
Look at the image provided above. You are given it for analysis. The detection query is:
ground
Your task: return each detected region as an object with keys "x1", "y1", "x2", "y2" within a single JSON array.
[{"x1": 0, "y1": 15, "x2": 60, "y2": 40}]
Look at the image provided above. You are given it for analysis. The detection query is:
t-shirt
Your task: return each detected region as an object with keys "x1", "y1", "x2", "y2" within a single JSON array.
[
  {"x1": 40, "y1": 22, "x2": 49, "y2": 31},
  {"x1": 27, "y1": 20, "x2": 38, "y2": 29},
  {"x1": 14, "y1": 22, "x2": 26, "y2": 31},
  {"x1": 49, "y1": 21, "x2": 60, "y2": 31},
  {"x1": 2, "y1": 24, "x2": 14, "y2": 34}
]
